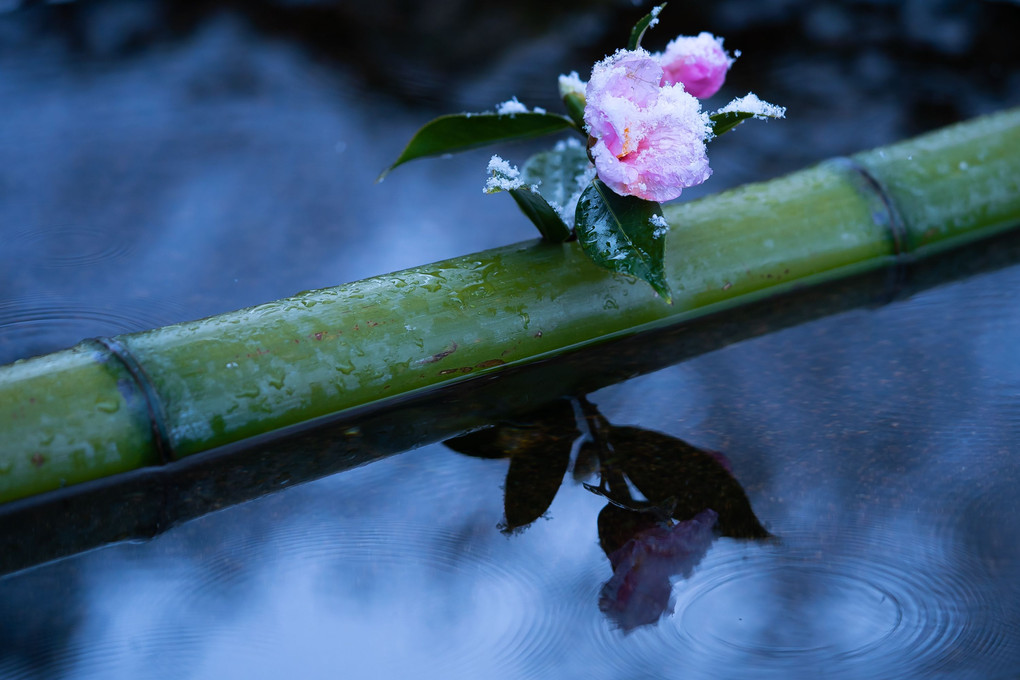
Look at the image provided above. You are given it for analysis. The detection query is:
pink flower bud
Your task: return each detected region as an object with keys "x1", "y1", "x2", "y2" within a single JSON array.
[
  {"x1": 584, "y1": 49, "x2": 712, "y2": 202},
  {"x1": 657, "y1": 32, "x2": 734, "y2": 99}
]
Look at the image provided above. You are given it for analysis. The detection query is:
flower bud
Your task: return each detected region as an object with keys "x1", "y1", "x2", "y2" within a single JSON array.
[{"x1": 657, "y1": 32, "x2": 734, "y2": 99}]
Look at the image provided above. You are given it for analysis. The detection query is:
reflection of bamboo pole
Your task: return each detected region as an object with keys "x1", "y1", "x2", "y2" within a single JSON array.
[{"x1": 2, "y1": 109, "x2": 1019, "y2": 506}]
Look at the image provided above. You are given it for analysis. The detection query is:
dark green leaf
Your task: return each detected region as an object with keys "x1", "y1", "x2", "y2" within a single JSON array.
[
  {"x1": 520, "y1": 141, "x2": 593, "y2": 213},
  {"x1": 380, "y1": 112, "x2": 578, "y2": 180},
  {"x1": 708, "y1": 111, "x2": 755, "y2": 137},
  {"x1": 575, "y1": 179, "x2": 672, "y2": 303},
  {"x1": 627, "y1": 3, "x2": 667, "y2": 51},
  {"x1": 562, "y1": 91, "x2": 587, "y2": 130},
  {"x1": 508, "y1": 188, "x2": 572, "y2": 242},
  {"x1": 708, "y1": 108, "x2": 784, "y2": 139},
  {"x1": 487, "y1": 142, "x2": 593, "y2": 242}
]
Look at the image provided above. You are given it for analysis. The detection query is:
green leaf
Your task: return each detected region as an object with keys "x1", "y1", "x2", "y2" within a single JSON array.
[
  {"x1": 519, "y1": 141, "x2": 593, "y2": 214},
  {"x1": 628, "y1": 3, "x2": 667, "y2": 51},
  {"x1": 380, "y1": 111, "x2": 579, "y2": 180},
  {"x1": 507, "y1": 188, "x2": 572, "y2": 242},
  {"x1": 709, "y1": 107, "x2": 784, "y2": 139},
  {"x1": 708, "y1": 111, "x2": 757, "y2": 137},
  {"x1": 575, "y1": 179, "x2": 672, "y2": 303},
  {"x1": 486, "y1": 142, "x2": 593, "y2": 243},
  {"x1": 562, "y1": 91, "x2": 587, "y2": 130}
]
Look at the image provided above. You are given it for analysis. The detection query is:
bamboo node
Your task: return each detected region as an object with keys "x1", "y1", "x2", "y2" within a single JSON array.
[{"x1": 89, "y1": 337, "x2": 175, "y2": 464}]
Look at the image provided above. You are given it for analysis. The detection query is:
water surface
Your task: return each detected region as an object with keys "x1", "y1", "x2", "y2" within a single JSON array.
[{"x1": 1, "y1": 2, "x2": 1019, "y2": 678}]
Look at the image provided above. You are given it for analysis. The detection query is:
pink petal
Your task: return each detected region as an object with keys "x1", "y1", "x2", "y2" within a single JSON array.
[
  {"x1": 658, "y1": 32, "x2": 733, "y2": 99},
  {"x1": 584, "y1": 48, "x2": 714, "y2": 201}
]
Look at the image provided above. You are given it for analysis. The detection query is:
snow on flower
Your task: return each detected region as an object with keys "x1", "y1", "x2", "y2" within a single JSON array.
[
  {"x1": 584, "y1": 48, "x2": 712, "y2": 202},
  {"x1": 599, "y1": 508, "x2": 719, "y2": 632},
  {"x1": 657, "y1": 32, "x2": 734, "y2": 99}
]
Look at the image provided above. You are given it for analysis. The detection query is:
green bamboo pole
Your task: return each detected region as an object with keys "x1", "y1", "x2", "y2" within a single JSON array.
[
  {"x1": 2, "y1": 108, "x2": 1019, "y2": 505},
  {"x1": 5, "y1": 223, "x2": 1020, "y2": 576}
]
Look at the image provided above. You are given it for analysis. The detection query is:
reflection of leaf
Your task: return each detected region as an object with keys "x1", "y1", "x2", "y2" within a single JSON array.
[
  {"x1": 572, "y1": 439, "x2": 601, "y2": 482},
  {"x1": 443, "y1": 399, "x2": 579, "y2": 534},
  {"x1": 606, "y1": 426, "x2": 770, "y2": 539},
  {"x1": 597, "y1": 503, "x2": 660, "y2": 559},
  {"x1": 576, "y1": 180, "x2": 671, "y2": 302},
  {"x1": 443, "y1": 427, "x2": 514, "y2": 459},
  {"x1": 502, "y1": 434, "x2": 572, "y2": 533}
]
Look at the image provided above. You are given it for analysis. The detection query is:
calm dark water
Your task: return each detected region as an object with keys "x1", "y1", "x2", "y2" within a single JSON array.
[{"x1": 2, "y1": 1, "x2": 1020, "y2": 678}]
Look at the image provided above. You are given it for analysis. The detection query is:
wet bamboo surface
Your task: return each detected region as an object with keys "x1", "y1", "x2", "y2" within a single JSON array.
[{"x1": 4, "y1": 222, "x2": 1020, "y2": 576}]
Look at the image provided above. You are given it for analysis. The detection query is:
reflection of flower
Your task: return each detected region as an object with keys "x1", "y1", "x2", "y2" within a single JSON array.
[
  {"x1": 584, "y1": 49, "x2": 712, "y2": 202},
  {"x1": 657, "y1": 32, "x2": 734, "y2": 99},
  {"x1": 599, "y1": 508, "x2": 719, "y2": 632}
]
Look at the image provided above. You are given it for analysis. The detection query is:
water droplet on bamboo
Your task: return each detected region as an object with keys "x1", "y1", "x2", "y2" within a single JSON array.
[
  {"x1": 461, "y1": 282, "x2": 495, "y2": 298},
  {"x1": 236, "y1": 384, "x2": 260, "y2": 399},
  {"x1": 95, "y1": 399, "x2": 119, "y2": 414}
]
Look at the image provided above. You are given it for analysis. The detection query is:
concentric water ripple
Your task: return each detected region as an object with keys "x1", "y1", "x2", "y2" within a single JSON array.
[
  {"x1": 25, "y1": 626, "x2": 213, "y2": 680},
  {"x1": 905, "y1": 428, "x2": 1020, "y2": 589},
  {"x1": 46, "y1": 448, "x2": 581, "y2": 679},
  {"x1": 8, "y1": 226, "x2": 136, "y2": 268},
  {"x1": 683, "y1": 545, "x2": 1008, "y2": 678},
  {"x1": 260, "y1": 517, "x2": 570, "y2": 677},
  {"x1": 936, "y1": 472, "x2": 1020, "y2": 583},
  {"x1": 577, "y1": 523, "x2": 1014, "y2": 680},
  {"x1": 0, "y1": 557, "x2": 253, "y2": 680},
  {"x1": 0, "y1": 296, "x2": 190, "y2": 362}
]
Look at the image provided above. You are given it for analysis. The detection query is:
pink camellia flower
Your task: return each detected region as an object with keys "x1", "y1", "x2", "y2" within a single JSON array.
[
  {"x1": 584, "y1": 49, "x2": 712, "y2": 202},
  {"x1": 657, "y1": 32, "x2": 734, "y2": 99}
]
